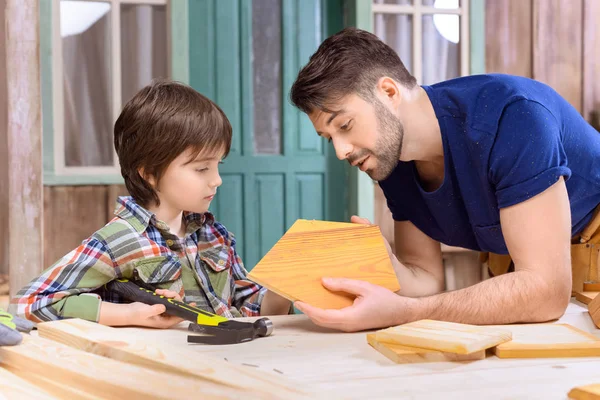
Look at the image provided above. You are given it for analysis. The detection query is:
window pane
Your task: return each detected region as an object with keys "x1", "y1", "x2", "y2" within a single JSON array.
[
  {"x1": 252, "y1": 0, "x2": 282, "y2": 155},
  {"x1": 121, "y1": 4, "x2": 168, "y2": 105},
  {"x1": 422, "y1": 14, "x2": 461, "y2": 85},
  {"x1": 61, "y1": 0, "x2": 113, "y2": 167},
  {"x1": 374, "y1": 13, "x2": 413, "y2": 74},
  {"x1": 423, "y1": 0, "x2": 460, "y2": 8}
]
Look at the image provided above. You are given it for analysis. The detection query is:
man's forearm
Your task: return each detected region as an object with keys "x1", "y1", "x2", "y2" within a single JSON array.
[{"x1": 410, "y1": 270, "x2": 568, "y2": 325}]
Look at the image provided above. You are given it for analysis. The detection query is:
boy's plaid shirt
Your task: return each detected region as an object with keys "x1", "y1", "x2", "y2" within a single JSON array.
[{"x1": 9, "y1": 197, "x2": 266, "y2": 323}]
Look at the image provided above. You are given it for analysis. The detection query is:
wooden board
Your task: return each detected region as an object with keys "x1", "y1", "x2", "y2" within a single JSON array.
[
  {"x1": 366, "y1": 333, "x2": 485, "y2": 364},
  {"x1": 2, "y1": 364, "x2": 101, "y2": 400},
  {"x1": 584, "y1": 282, "x2": 600, "y2": 292},
  {"x1": 493, "y1": 323, "x2": 600, "y2": 358},
  {"x1": 247, "y1": 219, "x2": 400, "y2": 309},
  {"x1": 375, "y1": 320, "x2": 512, "y2": 354},
  {"x1": 587, "y1": 292, "x2": 600, "y2": 328},
  {"x1": 37, "y1": 318, "x2": 310, "y2": 399},
  {"x1": 575, "y1": 291, "x2": 599, "y2": 305},
  {"x1": 569, "y1": 383, "x2": 600, "y2": 400},
  {"x1": 0, "y1": 334, "x2": 256, "y2": 400},
  {"x1": 0, "y1": 366, "x2": 56, "y2": 399}
]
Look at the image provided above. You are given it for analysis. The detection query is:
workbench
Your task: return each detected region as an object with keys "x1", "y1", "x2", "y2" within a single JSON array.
[{"x1": 107, "y1": 298, "x2": 600, "y2": 399}]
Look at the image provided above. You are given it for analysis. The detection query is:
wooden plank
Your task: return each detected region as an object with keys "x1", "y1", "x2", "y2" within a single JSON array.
[
  {"x1": 0, "y1": 335, "x2": 255, "y2": 400},
  {"x1": 0, "y1": 366, "x2": 56, "y2": 399},
  {"x1": 0, "y1": 0, "x2": 8, "y2": 276},
  {"x1": 493, "y1": 323, "x2": 600, "y2": 358},
  {"x1": 2, "y1": 364, "x2": 99, "y2": 400},
  {"x1": 575, "y1": 291, "x2": 599, "y2": 305},
  {"x1": 588, "y1": 291, "x2": 600, "y2": 328},
  {"x1": 366, "y1": 333, "x2": 485, "y2": 364},
  {"x1": 37, "y1": 318, "x2": 311, "y2": 399},
  {"x1": 569, "y1": 384, "x2": 600, "y2": 400},
  {"x1": 533, "y1": 0, "x2": 583, "y2": 112},
  {"x1": 485, "y1": 0, "x2": 533, "y2": 77},
  {"x1": 583, "y1": 0, "x2": 600, "y2": 123},
  {"x1": 247, "y1": 219, "x2": 400, "y2": 309},
  {"x1": 375, "y1": 320, "x2": 512, "y2": 354},
  {"x1": 43, "y1": 186, "x2": 109, "y2": 269},
  {"x1": 6, "y1": 0, "x2": 43, "y2": 298},
  {"x1": 584, "y1": 282, "x2": 600, "y2": 292}
]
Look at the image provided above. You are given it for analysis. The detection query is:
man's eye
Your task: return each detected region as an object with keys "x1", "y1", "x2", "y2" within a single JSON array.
[{"x1": 196, "y1": 168, "x2": 208, "y2": 172}]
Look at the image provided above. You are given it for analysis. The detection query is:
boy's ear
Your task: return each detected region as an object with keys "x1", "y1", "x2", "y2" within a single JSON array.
[{"x1": 138, "y1": 167, "x2": 156, "y2": 187}]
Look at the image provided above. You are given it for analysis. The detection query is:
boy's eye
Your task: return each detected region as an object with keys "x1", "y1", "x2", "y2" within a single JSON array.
[
  {"x1": 196, "y1": 168, "x2": 209, "y2": 173},
  {"x1": 340, "y1": 120, "x2": 352, "y2": 131}
]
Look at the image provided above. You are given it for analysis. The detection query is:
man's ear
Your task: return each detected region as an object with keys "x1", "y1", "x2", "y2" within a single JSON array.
[
  {"x1": 377, "y1": 76, "x2": 402, "y2": 107},
  {"x1": 138, "y1": 167, "x2": 156, "y2": 187}
]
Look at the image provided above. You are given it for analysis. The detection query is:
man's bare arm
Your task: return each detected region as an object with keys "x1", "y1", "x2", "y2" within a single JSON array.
[{"x1": 411, "y1": 178, "x2": 572, "y2": 324}]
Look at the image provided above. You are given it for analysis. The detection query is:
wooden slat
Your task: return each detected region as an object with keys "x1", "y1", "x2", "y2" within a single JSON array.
[
  {"x1": 0, "y1": 0, "x2": 8, "y2": 276},
  {"x1": 375, "y1": 320, "x2": 512, "y2": 354},
  {"x1": 493, "y1": 323, "x2": 600, "y2": 358},
  {"x1": 485, "y1": 0, "x2": 533, "y2": 77},
  {"x1": 588, "y1": 291, "x2": 600, "y2": 328},
  {"x1": 37, "y1": 318, "x2": 311, "y2": 399},
  {"x1": 7, "y1": 0, "x2": 43, "y2": 298},
  {"x1": 2, "y1": 364, "x2": 99, "y2": 400},
  {"x1": 248, "y1": 219, "x2": 400, "y2": 309},
  {"x1": 569, "y1": 383, "x2": 600, "y2": 400},
  {"x1": 0, "y1": 335, "x2": 254, "y2": 400},
  {"x1": 583, "y1": 0, "x2": 600, "y2": 123},
  {"x1": 0, "y1": 366, "x2": 56, "y2": 399},
  {"x1": 366, "y1": 333, "x2": 485, "y2": 364},
  {"x1": 533, "y1": 0, "x2": 583, "y2": 112},
  {"x1": 43, "y1": 186, "x2": 109, "y2": 269},
  {"x1": 575, "y1": 291, "x2": 599, "y2": 305}
]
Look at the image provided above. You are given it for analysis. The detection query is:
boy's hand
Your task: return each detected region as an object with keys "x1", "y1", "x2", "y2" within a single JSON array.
[{"x1": 126, "y1": 289, "x2": 196, "y2": 329}]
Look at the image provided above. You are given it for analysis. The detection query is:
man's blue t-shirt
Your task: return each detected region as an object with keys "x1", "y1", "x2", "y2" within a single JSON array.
[{"x1": 379, "y1": 74, "x2": 600, "y2": 254}]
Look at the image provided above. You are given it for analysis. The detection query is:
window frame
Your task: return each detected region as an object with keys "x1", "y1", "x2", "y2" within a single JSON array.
[
  {"x1": 372, "y1": 0, "x2": 470, "y2": 84},
  {"x1": 42, "y1": 0, "x2": 188, "y2": 185}
]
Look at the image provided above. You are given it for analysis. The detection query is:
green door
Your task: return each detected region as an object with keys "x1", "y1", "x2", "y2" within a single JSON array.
[{"x1": 188, "y1": 0, "x2": 348, "y2": 270}]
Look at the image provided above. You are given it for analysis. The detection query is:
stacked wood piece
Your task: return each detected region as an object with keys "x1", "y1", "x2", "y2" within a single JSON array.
[{"x1": 368, "y1": 320, "x2": 600, "y2": 364}]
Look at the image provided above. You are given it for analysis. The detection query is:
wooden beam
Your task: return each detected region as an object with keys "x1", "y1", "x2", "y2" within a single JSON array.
[
  {"x1": 37, "y1": 318, "x2": 310, "y2": 399},
  {"x1": 485, "y1": 0, "x2": 533, "y2": 77},
  {"x1": 0, "y1": 366, "x2": 56, "y2": 399},
  {"x1": 0, "y1": 335, "x2": 254, "y2": 400},
  {"x1": 533, "y1": 0, "x2": 583, "y2": 112},
  {"x1": 583, "y1": 0, "x2": 600, "y2": 123},
  {"x1": 6, "y1": 0, "x2": 43, "y2": 298}
]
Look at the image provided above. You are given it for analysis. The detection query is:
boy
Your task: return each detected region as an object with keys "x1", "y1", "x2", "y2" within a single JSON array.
[{"x1": 10, "y1": 80, "x2": 291, "y2": 327}]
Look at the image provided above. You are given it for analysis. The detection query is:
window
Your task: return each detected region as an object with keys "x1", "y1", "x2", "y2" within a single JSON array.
[
  {"x1": 372, "y1": 0, "x2": 470, "y2": 84},
  {"x1": 47, "y1": 0, "x2": 169, "y2": 182}
]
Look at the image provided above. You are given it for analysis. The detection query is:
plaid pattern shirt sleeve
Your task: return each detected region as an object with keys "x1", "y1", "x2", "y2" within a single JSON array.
[{"x1": 9, "y1": 237, "x2": 116, "y2": 323}]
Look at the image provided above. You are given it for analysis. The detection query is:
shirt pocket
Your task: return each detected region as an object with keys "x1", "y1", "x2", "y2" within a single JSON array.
[
  {"x1": 473, "y1": 223, "x2": 508, "y2": 254},
  {"x1": 198, "y1": 246, "x2": 233, "y2": 305},
  {"x1": 132, "y1": 255, "x2": 183, "y2": 290}
]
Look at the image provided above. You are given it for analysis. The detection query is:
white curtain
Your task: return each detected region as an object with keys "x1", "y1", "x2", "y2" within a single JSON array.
[{"x1": 62, "y1": 4, "x2": 167, "y2": 167}]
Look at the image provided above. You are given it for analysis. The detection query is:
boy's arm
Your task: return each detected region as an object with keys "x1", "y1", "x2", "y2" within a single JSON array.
[{"x1": 9, "y1": 238, "x2": 117, "y2": 323}]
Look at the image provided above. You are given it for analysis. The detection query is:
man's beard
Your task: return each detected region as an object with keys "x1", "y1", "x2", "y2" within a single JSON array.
[{"x1": 360, "y1": 97, "x2": 404, "y2": 181}]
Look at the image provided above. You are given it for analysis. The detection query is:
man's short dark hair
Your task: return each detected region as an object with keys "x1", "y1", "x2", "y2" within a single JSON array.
[
  {"x1": 114, "y1": 79, "x2": 232, "y2": 207},
  {"x1": 290, "y1": 27, "x2": 417, "y2": 114}
]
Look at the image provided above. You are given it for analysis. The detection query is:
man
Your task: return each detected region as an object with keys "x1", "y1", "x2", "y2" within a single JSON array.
[{"x1": 289, "y1": 28, "x2": 600, "y2": 332}]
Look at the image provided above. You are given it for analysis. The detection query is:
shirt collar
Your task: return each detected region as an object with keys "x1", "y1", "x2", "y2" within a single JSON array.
[{"x1": 114, "y1": 196, "x2": 214, "y2": 234}]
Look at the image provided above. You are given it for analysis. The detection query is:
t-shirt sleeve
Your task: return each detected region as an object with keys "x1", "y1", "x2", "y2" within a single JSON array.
[
  {"x1": 379, "y1": 183, "x2": 408, "y2": 222},
  {"x1": 489, "y1": 99, "x2": 571, "y2": 209}
]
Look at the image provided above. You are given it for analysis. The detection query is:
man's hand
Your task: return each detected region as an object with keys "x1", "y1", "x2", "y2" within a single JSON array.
[{"x1": 294, "y1": 278, "x2": 416, "y2": 332}]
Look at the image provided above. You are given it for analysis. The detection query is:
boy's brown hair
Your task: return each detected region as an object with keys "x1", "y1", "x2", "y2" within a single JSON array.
[
  {"x1": 114, "y1": 79, "x2": 232, "y2": 207},
  {"x1": 290, "y1": 27, "x2": 417, "y2": 114}
]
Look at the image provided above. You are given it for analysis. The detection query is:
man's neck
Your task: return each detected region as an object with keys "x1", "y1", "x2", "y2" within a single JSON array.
[{"x1": 398, "y1": 86, "x2": 443, "y2": 164}]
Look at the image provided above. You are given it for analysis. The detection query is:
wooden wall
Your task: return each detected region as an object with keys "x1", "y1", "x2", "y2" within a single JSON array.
[
  {"x1": 43, "y1": 185, "x2": 129, "y2": 268},
  {"x1": 0, "y1": 0, "x2": 7, "y2": 276},
  {"x1": 374, "y1": 0, "x2": 600, "y2": 290}
]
